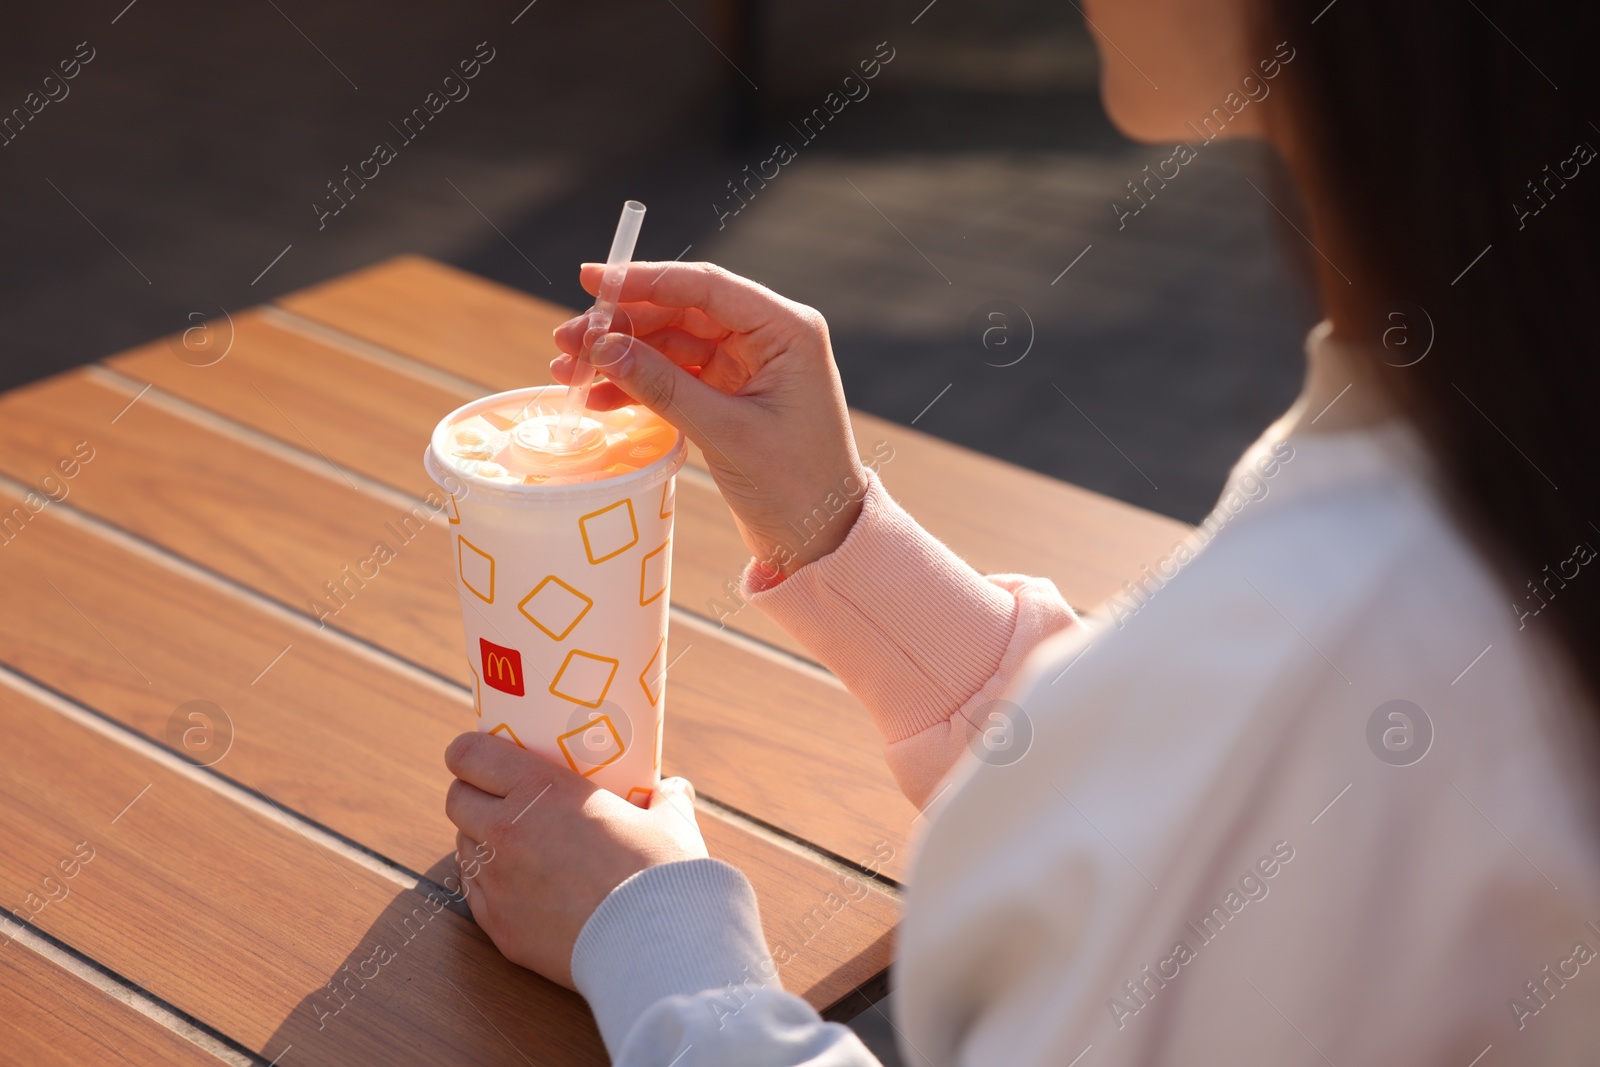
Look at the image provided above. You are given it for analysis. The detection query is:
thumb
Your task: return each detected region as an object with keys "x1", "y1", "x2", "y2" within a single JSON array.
[
  {"x1": 647, "y1": 775, "x2": 699, "y2": 829},
  {"x1": 589, "y1": 333, "x2": 736, "y2": 447}
]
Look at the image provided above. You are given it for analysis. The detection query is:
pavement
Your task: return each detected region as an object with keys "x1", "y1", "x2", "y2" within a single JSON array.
[{"x1": 1, "y1": 0, "x2": 1315, "y2": 525}]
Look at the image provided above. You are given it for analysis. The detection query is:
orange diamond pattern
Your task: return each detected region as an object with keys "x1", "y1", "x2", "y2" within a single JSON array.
[
  {"x1": 557, "y1": 714, "x2": 626, "y2": 777},
  {"x1": 578, "y1": 499, "x2": 639, "y2": 564}
]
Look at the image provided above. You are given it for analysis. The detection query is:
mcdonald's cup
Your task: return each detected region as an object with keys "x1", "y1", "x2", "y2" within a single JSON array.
[{"x1": 425, "y1": 386, "x2": 685, "y2": 807}]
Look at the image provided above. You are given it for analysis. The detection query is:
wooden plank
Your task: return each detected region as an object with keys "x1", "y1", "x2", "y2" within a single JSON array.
[
  {"x1": 852, "y1": 411, "x2": 1192, "y2": 608},
  {"x1": 278, "y1": 255, "x2": 1190, "y2": 608},
  {"x1": 0, "y1": 371, "x2": 450, "y2": 674},
  {"x1": 0, "y1": 480, "x2": 901, "y2": 1009},
  {"x1": 667, "y1": 616, "x2": 914, "y2": 878},
  {"x1": 0, "y1": 372, "x2": 917, "y2": 882},
  {"x1": 277, "y1": 254, "x2": 572, "y2": 390},
  {"x1": 106, "y1": 311, "x2": 468, "y2": 503},
  {"x1": 104, "y1": 311, "x2": 803, "y2": 656},
  {"x1": 0, "y1": 479, "x2": 902, "y2": 1004},
  {"x1": 0, "y1": 946, "x2": 225, "y2": 1066},
  {"x1": 0, "y1": 681, "x2": 608, "y2": 1065}
]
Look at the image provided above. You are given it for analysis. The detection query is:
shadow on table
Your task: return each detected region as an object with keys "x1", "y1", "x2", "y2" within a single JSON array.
[{"x1": 260, "y1": 853, "x2": 604, "y2": 1066}]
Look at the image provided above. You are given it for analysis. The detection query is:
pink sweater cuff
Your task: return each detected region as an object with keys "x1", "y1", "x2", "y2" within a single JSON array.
[{"x1": 741, "y1": 471, "x2": 1076, "y2": 805}]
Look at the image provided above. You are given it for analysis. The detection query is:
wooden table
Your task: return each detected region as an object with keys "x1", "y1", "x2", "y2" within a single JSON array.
[{"x1": 0, "y1": 257, "x2": 1187, "y2": 1064}]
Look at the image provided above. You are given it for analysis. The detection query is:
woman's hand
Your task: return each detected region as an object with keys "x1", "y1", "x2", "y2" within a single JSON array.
[
  {"x1": 551, "y1": 262, "x2": 867, "y2": 576},
  {"x1": 443, "y1": 731, "x2": 707, "y2": 989}
]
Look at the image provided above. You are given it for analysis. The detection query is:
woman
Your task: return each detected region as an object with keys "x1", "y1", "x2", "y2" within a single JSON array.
[{"x1": 443, "y1": 0, "x2": 1600, "y2": 1062}]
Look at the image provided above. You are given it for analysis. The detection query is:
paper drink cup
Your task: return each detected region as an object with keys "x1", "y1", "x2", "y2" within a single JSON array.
[{"x1": 424, "y1": 386, "x2": 686, "y2": 806}]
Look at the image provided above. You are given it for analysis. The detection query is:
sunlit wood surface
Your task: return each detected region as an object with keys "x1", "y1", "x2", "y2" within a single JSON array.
[{"x1": 0, "y1": 257, "x2": 1185, "y2": 1064}]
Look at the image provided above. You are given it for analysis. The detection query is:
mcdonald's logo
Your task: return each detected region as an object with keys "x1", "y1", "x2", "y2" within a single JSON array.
[{"x1": 479, "y1": 638, "x2": 525, "y2": 697}]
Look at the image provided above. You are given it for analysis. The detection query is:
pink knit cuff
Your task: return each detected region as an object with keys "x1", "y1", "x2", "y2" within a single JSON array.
[
  {"x1": 741, "y1": 471, "x2": 1055, "y2": 746},
  {"x1": 880, "y1": 576, "x2": 1079, "y2": 807}
]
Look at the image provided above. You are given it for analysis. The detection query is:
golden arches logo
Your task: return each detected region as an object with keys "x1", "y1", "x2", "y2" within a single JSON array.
[{"x1": 478, "y1": 638, "x2": 525, "y2": 696}]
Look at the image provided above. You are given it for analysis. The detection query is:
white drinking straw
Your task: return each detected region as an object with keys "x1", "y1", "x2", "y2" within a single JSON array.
[{"x1": 557, "y1": 200, "x2": 647, "y2": 438}]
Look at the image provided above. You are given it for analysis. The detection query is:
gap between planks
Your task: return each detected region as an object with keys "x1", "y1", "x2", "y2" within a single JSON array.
[
  {"x1": 695, "y1": 793, "x2": 903, "y2": 895},
  {"x1": 85, "y1": 364, "x2": 812, "y2": 671},
  {"x1": 257, "y1": 306, "x2": 501, "y2": 403},
  {"x1": 85, "y1": 364, "x2": 444, "y2": 527},
  {"x1": 0, "y1": 661, "x2": 424, "y2": 894},
  {"x1": 258, "y1": 305, "x2": 1091, "y2": 615},
  {"x1": 1, "y1": 916, "x2": 258, "y2": 1066},
  {"x1": 0, "y1": 472, "x2": 882, "y2": 895},
  {"x1": 253, "y1": 307, "x2": 727, "y2": 500}
]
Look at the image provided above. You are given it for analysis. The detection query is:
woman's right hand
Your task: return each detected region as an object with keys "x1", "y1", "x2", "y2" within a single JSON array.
[{"x1": 551, "y1": 262, "x2": 868, "y2": 578}]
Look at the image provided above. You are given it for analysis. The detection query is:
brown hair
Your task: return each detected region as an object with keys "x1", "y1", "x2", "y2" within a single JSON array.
[{"x1": 1256, "y1": 1, "x2": 1600, "y2": 702}]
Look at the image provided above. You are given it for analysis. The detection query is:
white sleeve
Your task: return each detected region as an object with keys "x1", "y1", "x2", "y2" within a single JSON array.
[{"x1": 571, "y1": 859, "x2": 884, "y2": 1067}]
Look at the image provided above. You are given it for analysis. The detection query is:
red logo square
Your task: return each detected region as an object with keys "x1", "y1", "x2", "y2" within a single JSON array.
[{"x1": 479, "y1": 638, "x2": 525, "y2": 696}]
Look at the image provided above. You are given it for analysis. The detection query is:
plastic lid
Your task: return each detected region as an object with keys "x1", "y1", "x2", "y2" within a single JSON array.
[{"x1": 427, "y1": 386, "x2": 684, "y2": 500}]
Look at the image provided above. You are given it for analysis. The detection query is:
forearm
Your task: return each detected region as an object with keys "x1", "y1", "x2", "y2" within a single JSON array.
[
  {"x1": 572, "y1": 859, "x2": 881, "y2": 1067},
  {"x1": 743, "y1": 470, "x2": 1077, "y2": 806},
  {"x1": 614, "y1": 989, "x2": 881, "y2": 1067}
]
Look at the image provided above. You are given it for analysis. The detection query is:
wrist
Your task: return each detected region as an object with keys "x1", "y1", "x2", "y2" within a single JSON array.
[{"x1": 746, "y1": 469, "x2": 869, "y2": 577}]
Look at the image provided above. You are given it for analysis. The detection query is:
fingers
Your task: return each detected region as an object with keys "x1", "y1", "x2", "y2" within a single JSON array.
[
  {"x1": 454, "y1": 830, "x2": 479, "y2": 889},
  {"x1": 455, "y1": 830, "x2": 477, "y2": 869},
  {"x1": 455, "y1": 830, "x2": 495, "y2": 881},
  {"x1": 634, "y1": 328, "x2": 721, "y2": 368},
  {"x1": 445, "y1": 777, "x2": 499, "y2": 842},
  {"x1": 584, "y1": 333, "x2": 742, "y2": 447},
  {"x1": 578, "y1": 262, "x2": 798, "y2": 334},
  {"x1": 647, "y1": 777, "x2": 709, "y2": 859},
  {"x1": 455, "y1": 830, "x2": 489, "y2": 922},
  {"x1": 549, "y1": 378, "x2": 650, "y2": 412},
  {"x1": 647, "y1": 776, "x2": 698, "y2": 831},
  {"x1": 552, "y1": 304, "x2": 724, "y2": 355},
  {"x1": 444, "y1": 731, "x2": 526, "y2": 798},
  {"x1": 552, "y1": 329, "x2": 717, "y2": 376}
]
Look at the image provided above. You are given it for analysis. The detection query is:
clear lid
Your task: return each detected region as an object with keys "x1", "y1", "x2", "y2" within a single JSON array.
[{"x1": 431, "y1": 386, "x2": 681, "y2": 489}]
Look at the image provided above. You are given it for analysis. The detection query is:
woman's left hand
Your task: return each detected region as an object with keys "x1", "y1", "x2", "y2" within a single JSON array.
[{"x1": 443, "y1": 731, "x2": 708, "y2": 988}]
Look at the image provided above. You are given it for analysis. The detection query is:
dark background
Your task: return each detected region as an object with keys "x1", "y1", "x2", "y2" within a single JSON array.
[
  {"x1": 2, "y1": 3, "x2": 1318, "y2": 1061},
  {"x1": 1, "y1": 0, "x2": 1315, "y2": 526}
]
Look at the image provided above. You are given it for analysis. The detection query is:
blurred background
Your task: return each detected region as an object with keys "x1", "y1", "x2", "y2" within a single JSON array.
[
  {"x1": 1, "y1": 0, "x2": 1316, "y2": 527},
  {"x1": 2, "y1": 2, "x2": 1320, "y2": 1060}
]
